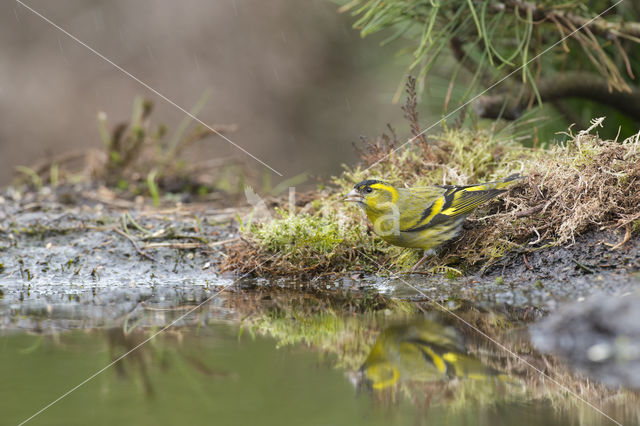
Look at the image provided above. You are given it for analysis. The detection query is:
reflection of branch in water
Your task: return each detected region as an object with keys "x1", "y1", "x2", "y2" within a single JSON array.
[
  {"x1": 182, "y1": 354, "x2": 233, "y2": 379},
  {"x1": 106, "y1": 328, "x2": 156, "y2": 398},
  {"x1": 103, "y1": 326, "x2": 234, "y2": 400}
]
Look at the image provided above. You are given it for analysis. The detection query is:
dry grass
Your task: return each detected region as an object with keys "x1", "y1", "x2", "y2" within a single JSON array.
[{"x1": 451, "y1": 117, "x2": 640, "y2": 265}]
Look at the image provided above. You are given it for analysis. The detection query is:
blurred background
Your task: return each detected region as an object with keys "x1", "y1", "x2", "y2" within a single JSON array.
[
  {"x1": 4, "y1": 1, "x2": 639, "y2": 190},
  {"x1": 1, "y1": 0, "x2": 416, "y2": 187}
]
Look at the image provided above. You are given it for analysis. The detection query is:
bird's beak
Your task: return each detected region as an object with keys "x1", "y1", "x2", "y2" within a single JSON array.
[{"x1": 344, "y1": 189, "x2": 364, "y2": 203}]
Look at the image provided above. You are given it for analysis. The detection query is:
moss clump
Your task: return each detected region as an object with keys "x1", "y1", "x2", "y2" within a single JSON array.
[
  {"x1": 225, "y1": 205, "x2": 389, "y2": 276},
  {"x1": 225, "y1": 79, "x2": 532, "y2": 277},
  {"x1": 224, "y1": 79, "x2": 640, "y2": 278},
  {"x1": 246, "y1": 307, "x2": 382, "y2": 370},
  {"x1": 449, "y1": 117, "x2": 640, "y2": 265},
  {"x1": 253, "y1": 210, "x2": 343, "y2": 256}
]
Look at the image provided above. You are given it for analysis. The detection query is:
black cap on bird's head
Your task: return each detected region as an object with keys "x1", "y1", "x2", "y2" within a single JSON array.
[
  {"x1": 354, "y1": 179, "x2": 383, "y2": 191},
  {"x1": 345, "y1": 179, "x2": 387, "y2": 204}
]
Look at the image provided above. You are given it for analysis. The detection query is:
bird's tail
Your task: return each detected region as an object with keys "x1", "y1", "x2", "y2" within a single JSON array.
[
  {"x1": 495, "y1": 173, "x2": 525, "y2": 189},
  {"x1": 457, "y1": 173, "x2": 524, "y2": 191}
]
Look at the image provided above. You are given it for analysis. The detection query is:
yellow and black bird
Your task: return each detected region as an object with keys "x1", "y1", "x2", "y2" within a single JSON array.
[
  {"x1": 358, "y1": 321, "x2": 503, "y2": 390},
  {"x1": 345, "y1": 174, "x2": 521, "y2": 269}
]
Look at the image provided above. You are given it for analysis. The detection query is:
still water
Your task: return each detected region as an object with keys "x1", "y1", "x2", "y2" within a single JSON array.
[{"x1": 1, "y1": 293, "x2": 638, "y2": 426}]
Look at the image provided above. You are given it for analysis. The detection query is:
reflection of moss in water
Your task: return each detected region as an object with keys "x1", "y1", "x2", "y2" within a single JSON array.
[
  {"x1": 244, "y1": 297, "x2": 416, "y2": 370},
  {"x1": 247, "y1": 310, "x2": 376, "y2": 370}
]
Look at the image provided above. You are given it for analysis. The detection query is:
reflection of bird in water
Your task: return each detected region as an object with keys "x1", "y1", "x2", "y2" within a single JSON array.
[{"x1": 359, "y1": 320, "x2": 504, "y2": 390}]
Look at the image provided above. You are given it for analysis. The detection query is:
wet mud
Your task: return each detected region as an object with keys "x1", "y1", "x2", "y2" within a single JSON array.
[{"x1": 1, "y1": 186, "x2": 638, "y2": 325}]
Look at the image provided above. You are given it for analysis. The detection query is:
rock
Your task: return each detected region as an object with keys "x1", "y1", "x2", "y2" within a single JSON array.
[{"x1": 531, "y1": 289, "x2": 640, "y2": 389}]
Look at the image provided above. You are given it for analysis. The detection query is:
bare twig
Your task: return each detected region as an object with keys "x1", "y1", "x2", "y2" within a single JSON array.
[
  {"x1": 114, "y1": 228, "x2": 157, "y2": 262},
  {"x1": 609, "y1": 224, "x2": 632, "y2": 250},
  {"x1": 143, "y1": 242, "x2": 201, "y2": 250},
  {"x1": 515, "y1": 205, "x2": 544, "y2": 218}
]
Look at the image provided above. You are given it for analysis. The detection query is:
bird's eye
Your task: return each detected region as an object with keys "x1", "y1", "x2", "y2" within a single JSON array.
[{"x1": 365, "y1": 187, "x2": 373, "y2": 194}]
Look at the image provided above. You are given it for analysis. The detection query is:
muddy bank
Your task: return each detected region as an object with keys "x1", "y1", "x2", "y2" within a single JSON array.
[
  {"x1": 1, "y1": 185, "x2": 638, "y2": 332},
  {"x1": 0, "y1": 185, "x2": 236, "y2": 329},
  {"x1": 471, "y1": 227, "x2": 640, "y2": 308}
]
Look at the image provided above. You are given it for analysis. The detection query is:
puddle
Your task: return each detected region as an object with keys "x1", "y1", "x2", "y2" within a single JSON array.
[{"x1": 1, "y1": 292, "x2": 638, "y2": 426}]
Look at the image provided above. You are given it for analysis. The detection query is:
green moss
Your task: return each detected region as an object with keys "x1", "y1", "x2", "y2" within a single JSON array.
[
  {"x1": 252, "y1": 210, "x2": 344, "y2": 256},
  {"x1": 237, "y1": 205, "x2": 385, "y2": 275},
  {"x1": 430, "y1": 265, "x2": 463, "y2": 279}
]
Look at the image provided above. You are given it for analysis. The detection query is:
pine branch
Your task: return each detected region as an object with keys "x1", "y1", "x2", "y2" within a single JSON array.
[
  {"x1": 474, "y1": 71, "x2": 640, "y2": 121},
  {"x1": 500, "y1": 0, "x2": 640, "y2": 41}
]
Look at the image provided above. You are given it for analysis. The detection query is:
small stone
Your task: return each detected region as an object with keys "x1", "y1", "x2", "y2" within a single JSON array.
[{"x1": 587, "y1": 343, "x2": 612, "y2": 362}]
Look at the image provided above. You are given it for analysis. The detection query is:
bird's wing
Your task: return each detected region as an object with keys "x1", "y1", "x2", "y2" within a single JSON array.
[
  {"x1": 395, "y1": 186, "x2": 447, "y2": 231},
  {"x1": 397, "y1": 175, "x2": 521, "y2": 232},
  {"x1": 433, "y1": 176, "x2": 522, "y2": 220},
  {"x1": 401, "y1": 179, "x2": 518, "y2": 232},
  {"x1": 440, "y1": 186, "x2": 504, "y2": 217}
]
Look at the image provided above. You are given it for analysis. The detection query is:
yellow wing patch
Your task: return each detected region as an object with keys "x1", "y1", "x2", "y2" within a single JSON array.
[
  {"x1": 439, "y1": 189, "x2": 502, "y2": 217},
  {"x1": 422, "y1": 346, "x2": 447, "y2": 373}
]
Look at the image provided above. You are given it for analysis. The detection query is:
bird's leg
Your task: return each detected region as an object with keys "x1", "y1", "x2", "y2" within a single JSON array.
[
  {"x1": 411, "y1": 249, "x2": 435, "y2": 272},
  {"x1": 410, "y1": 255, "x2": 429, "y2": 272}
]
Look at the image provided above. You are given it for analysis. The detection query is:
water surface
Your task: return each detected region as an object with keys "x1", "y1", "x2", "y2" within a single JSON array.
[{"x1": 2, "y1": 295, "x2": 637, "y2": 426}]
